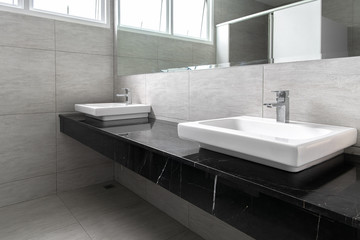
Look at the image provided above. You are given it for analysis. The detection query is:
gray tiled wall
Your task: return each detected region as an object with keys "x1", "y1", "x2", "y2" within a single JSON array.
[
  {"x1": 0, "y1": 8, "x2": 114, "y2": 206},
  {"x1": 189, "y1": 65, "x2": 263, "y2": 120},
  {"x1": 263, "y1": 57, "x2": 360, "y2": 147},
  {"x1": 146, "y1": 72, "x2": 190, "y2": 120},
  {"x1": 116, "y1": 56, "x2": 360, "y2": 151}
]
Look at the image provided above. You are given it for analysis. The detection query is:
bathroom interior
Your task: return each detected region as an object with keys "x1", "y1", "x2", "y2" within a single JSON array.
[{"x1": 0, "y1": 0, "x2": 360, "y2": 239}]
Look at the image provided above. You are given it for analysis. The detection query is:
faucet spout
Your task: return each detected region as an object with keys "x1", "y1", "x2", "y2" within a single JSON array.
[
  {"x1": 264, "y1": 90, "x2": 290, "y2": 123},
  {"x1": 116, "y1": 88, "x2": 132, "y2": 105},
  {"x1": 263, "y1": 102, "x2": 281, "y2": 108}
]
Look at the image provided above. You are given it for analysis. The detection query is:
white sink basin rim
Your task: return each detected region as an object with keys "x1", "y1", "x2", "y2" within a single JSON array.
[
  {"x1": 178, "y1": 116, "x2": 357, "y2": 172},
  {"x1": 75, "y1": 103, "x2": 151, "y2": 121}
]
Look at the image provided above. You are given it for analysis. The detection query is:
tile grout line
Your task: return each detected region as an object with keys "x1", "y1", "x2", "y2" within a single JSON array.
[
  {"x1": 56, "y1": 194, "x2": 94, "y2": 240},
  {"x1": 54, "y1": 20, "x2": 58, "y2": 194},
  {"x1": 56, "y1": 162, "x2": 108, "y2": 174},
  {"x1": 262, "y1": 65, "x2": 265, "y2": 118},
  {"x1": 188, "y1": 71, "x2": 191, "y2": 121},
  {"x1": 0, "y1": 111, "x2": 56, "y2": 117},
  {"x1": 164, "y1": 229, "x2": 190, "y2": 240},
  {"x1": 142, "y1": 173, "x2": 194, "y2": 240},
  {"x1": 145, "y1": 74, "x2": 148, "y2": 105},
  {"x1": 112, "y1": 0, "x2": 117, "y2": 102},
  {"x1": 56, "y1": 162, "x2": 113, "y2": 175},
  {"x1": 0, "y1": 44, "x2": 54, "y2": 52},
  {"x1": 0, "y1": 193, "x2": 56, "y2": 211},
  {"x1": 0, "y1": 173, "x2": 56, "y2": 187},
  {"x1": 0, "y1": 44, "x2": 113, "y2": 57}
]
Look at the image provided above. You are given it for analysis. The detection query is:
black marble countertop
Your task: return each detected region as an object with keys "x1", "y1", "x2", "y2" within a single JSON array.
[{"x1": 60, "y1": 114, "x2": 360, "y2": 229}]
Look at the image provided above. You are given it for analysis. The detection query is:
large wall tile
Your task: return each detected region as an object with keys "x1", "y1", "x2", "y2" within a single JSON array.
[
  {"x1": 145, "y1": 181, "x2": 189, "y2": 228},
  {"x1": 57, "y1": 163, "x2": 114, "y2": 192},
  {"x1": 263, "y1": 57, "x2": 360, "y2": 146},
  {"x1": 188, "y1": 205, "x2": 254, "y2": 240},
  {"x1": 117, "y1": 30, "x2": 158, "y2": 59},
  {"x1": 189, "y1": 66, "x2": 263, "y2": 121},
  {"x1": 350, "y1": 27, "x2": 360, "y2": 57},
  {"x1": 115, "y1": 74, "x2": 147, "y2": 104},
  {"x1": 118, "y1": 56, "x2": 158, "y2": 76},
  {"x1": 322, "y1": 0, "x2": 353, "y2": 26},
  {"x1": 55, "y1": 21, "x2": 113, "y2": 56},
  {"x1": 0, "y1": 46, "x2": 55, "y2": 115},
  {"x1": 56, "y1": 52, "x2": 113, "y2": 112},
  {"x1": 216, "y1": 0, "x2": 270, "y2": 24},
  {"x1": 158, "y1": 60, "x2": 190, "y2": 71},
  {"x1": 0, "y1": 113, "x2": 56, "y2": 184},
  {"x1": 146, "y1": 72, "x2": 189, "y2": 120},
  {"x1": 354, "y1": 0, "x2": 360, "y2": 25},
  {"x1": 229, "y1": 20, "x2": 268, "y2": 63},
  {"x1": 158, "y1": 38, "x2": 193, "y2": 63},
  {"x1": 115, "y1": 164, "x2": 147, "y2": 200},
  {"x1": 0, "y1": 11, "x2": 54, "y2": 50},
  {"x1": 0, "y1": 175, "x2": 56, "y2": 208},
  {"x1": 57, "y1": 135, "x2": 112, "y2": 172},
  {"x1": 192, "y1": 43, "x2": 216, "y2": 66},
  {"x1": 56, "y1": 112, "x2": 113, "y2": 173}
]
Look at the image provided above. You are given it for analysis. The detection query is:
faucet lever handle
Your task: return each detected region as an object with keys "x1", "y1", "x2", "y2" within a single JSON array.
[
  {"x1": 121, "y1": 88, "x2": 130, "y2": 94},
  {"x1": 271, "y1": 90, "x2": 289, "y2": 98}
]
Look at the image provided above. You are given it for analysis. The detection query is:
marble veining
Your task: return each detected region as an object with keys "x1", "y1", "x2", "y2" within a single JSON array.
[{"x1": 60, "y1": 114, "x2": 360, "y2": 239}]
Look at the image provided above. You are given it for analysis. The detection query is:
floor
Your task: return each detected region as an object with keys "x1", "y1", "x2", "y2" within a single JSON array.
[{"x1": 0, "y1": 181, "x2": 204, "y2": 240}]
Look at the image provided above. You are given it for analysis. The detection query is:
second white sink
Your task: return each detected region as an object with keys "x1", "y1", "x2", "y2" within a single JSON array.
[
  {"x1": 178, "y1": 116, "x2": 357, "y2": 172},
  {"x1": 75, "y1": 103, "x2": 151, "y2": 121}
]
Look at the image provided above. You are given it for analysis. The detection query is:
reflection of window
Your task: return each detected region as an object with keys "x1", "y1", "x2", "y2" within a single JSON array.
[
  {"x1": 119, "y1": 0, "x2": 212, "y2": 41},
  {"x1": 0, "y1": 0, "x2": 20, "y2": 7},
  {"x1": 173, "y1": 0, "x2": 209, "y2": 39},
  {"x1": 120, "y1": 0, "x2": 167, "y2": 32},
  {"x1": 31, "y1": 0, "x2": 106, "y2": 22}
]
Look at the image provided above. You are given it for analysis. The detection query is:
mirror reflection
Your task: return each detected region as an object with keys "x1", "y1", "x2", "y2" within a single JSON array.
[{"x1": 116, "y1": 0, "x2": 360, "y2": 76}]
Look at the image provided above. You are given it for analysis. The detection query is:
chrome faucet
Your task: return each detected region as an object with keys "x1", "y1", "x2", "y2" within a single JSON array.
[
  {"x1": 264, "y1": 90, "x2": 289, "y2": 123},
  {"x1": 116, "y1": 88, "x2": 132, "y2": 104}
]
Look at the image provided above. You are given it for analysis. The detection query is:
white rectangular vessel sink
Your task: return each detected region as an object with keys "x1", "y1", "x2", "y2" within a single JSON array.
[
  {"x1": 75, "y1": 103, "x2": 151, "y2": 121},
  {"x1": 178, "y1": 116, "x2": 357, "y2": 172}
]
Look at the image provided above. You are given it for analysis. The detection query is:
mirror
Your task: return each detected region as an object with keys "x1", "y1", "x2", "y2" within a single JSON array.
[{"x1": 116, "y1": 0, "x2": 360, "y2": 76}]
